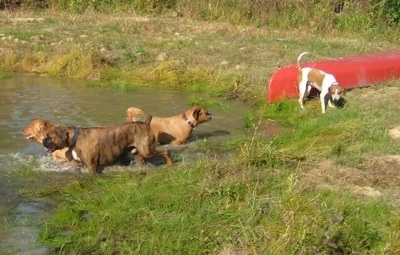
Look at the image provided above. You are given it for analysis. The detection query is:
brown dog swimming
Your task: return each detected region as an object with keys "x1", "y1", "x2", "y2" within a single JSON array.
[
  {"x1": 126, "y1": 106, "x2": 212, "y2": 145},
  {"x1": 42, "y1": 115, "x2": 173, "y2": 175},
  {"x1": 22, "y1": 119, "x2": 70, "y2": 161}
]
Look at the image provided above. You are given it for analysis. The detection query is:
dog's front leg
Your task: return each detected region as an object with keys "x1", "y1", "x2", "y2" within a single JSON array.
[
  {"x1": 298, "y1": 94, "x2": 305, "y2": 109},
  {"x1": 328, "y1": 99, "x2": 336, "y2": 108},
  {"x1": 161, "y1": 149, "x2": 174, "y2": 166},
  {"x1": 87, "y1": 164, "x2": 98, "y2": 175},
  {"x1": 320, "y1": 93, "x2": 328, "y2": 114}
]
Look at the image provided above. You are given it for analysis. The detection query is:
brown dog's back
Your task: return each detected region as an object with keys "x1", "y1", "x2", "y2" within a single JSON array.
[{"x1": 43, "y1": 115, "x2": 172, "y2": 174}]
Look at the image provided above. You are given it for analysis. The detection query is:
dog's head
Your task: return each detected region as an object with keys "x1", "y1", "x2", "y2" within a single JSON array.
[
  {"x1": 329, "y1": 84, "x2": 345, "y2": 101},
  {"x1": 189, "y1": 106, "x2": 212, "y2": 125},
  {"x1": 22, "y1": 119, "x2": 54, "y2": 143},
  {"x1": 42, "y1": 126, "x2": 71, "y2": 152},
  {"x1": 126, "y1": 107, "x2": 146, "y2": 122}
]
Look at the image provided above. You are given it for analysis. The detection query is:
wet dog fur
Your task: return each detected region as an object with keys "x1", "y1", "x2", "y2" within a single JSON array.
[{"x1": 42, "y1": 115, "x2": 173, "y2": 175}]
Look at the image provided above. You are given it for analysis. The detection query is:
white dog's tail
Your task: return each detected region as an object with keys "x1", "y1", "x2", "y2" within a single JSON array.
[{"x1": 297, "y1": 52, "x2": 309, "y2": 70}]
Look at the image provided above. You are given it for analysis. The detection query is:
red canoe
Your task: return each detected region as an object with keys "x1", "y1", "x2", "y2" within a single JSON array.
[{"x1": 267, "y1": 51, "x2": 400, "y2": 102}]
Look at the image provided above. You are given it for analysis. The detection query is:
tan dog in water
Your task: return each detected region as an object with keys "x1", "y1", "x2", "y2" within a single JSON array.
[
  {"x1": 126, "y1": 106, "x2": 212, "y2": 145},
  {"x1": 22, "y1": 119, "x2": 69, "y2": 161},
  {"x1": 42, "y1": 115, "x2": 173, "y2": 175}
]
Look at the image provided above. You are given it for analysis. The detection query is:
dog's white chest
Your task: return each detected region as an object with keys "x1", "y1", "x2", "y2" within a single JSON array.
[{"x1": 72, "y1": 150, "x2": 80, "y2": 161}]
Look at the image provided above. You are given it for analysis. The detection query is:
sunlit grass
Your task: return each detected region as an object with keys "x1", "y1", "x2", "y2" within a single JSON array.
[{"x1": 36, "y1": 161, "x2": 399, "y2": 254}]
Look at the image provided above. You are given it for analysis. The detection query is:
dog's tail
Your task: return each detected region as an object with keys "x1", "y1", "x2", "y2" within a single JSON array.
[
  {"x1": 297, "y1": 52, "x2": 309, "y2": 70},
  {"x1": 144, "y1": 115, "x2": 152, "y2": 125}
]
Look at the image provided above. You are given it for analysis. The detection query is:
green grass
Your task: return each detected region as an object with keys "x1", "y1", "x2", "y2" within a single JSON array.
[
  {"x1": 34, "y1": 163, "x2": 397, "y2": 254},
  {"x1": 257, "y1": 86, "x2": 400, "y2": 166}
]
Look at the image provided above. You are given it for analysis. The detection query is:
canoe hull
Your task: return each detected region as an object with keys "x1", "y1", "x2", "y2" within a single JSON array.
[{"x1": 267, "y1": 51, "x2": 400, "y2": 102}]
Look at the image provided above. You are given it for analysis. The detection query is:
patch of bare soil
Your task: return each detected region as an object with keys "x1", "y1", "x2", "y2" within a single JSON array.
[
  {"x1": 389, "y1": 126, "x2": 400, "y2": 140},
  {"x1": 299, "y1": 155, "x2": 400, "y2": 205}
]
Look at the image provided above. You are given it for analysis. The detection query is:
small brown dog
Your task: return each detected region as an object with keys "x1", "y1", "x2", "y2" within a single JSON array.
[
  {"x1": 22, "y1": 119, "x2": 70, "y2": 161},
  {"x1": 126, "y1": 106, "x2": 212, "y2": 145},
  {"x1": 42, "y1": 115, "x2": 173, "y2": 175}
]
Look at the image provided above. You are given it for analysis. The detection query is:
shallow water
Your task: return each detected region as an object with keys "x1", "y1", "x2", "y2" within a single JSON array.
[{"x1": 0, "y1": 74, "x2": 262, "y2": 253}]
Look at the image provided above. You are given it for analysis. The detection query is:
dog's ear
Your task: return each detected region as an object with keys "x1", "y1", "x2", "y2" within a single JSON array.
[
  {"x1": 328, "y1": 86, "x2": 335, "y2": 95},
  {"x1": 44, "y1": 121, "x2": 53, "y2": 130},
  {"x1": 62, "y1": 131, "x2": 69, "y2": 143},
  {"x1": 144, "y1": 115, "x2": 152, "y2": 125},
  {"x1": 193, "y1": 107, "x2": 201, "y2": 120},
  {"x1": 55, "y1": 126, "x2": 69, "y2": 142}
]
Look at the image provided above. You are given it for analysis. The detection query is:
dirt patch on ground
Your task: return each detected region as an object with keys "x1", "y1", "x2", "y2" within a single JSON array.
[
  {"x1": 389, "y1": 126, "x2": 400, "y2": 140},
  {"x1": 299, "y1": 155, "x2": 400, "y2": 205}
]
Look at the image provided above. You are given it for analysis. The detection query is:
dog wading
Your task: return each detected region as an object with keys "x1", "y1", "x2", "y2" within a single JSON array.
[
  {"x1": 43, "y1": 115, "x2": 173, "y2": 175},
  {"x1": 126, "y1": 106, "x2": 212, "y2": 145}
]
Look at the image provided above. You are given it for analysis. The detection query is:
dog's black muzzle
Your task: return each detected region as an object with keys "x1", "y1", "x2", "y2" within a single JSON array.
[{"x1": 42, "y1": 137, "x2": 59, "y2": 152}]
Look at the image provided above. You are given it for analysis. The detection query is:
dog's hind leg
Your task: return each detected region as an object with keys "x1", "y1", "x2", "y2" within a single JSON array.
[
  {"x1": 159, "y1": 149, "x2": 173, "y2": 166},
  {"x1": 298, "y1": 81, "x2": 310, "y2": 109},
  {"x1": 140, "y1": 146, "x2": 174, "y2": 166},
  {"x1": 134, "y1": 154, "x2": 145, "y2": 166}
]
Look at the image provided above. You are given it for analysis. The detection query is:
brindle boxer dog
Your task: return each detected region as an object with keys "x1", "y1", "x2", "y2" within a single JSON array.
[
  {"x1": 22, "y1": 119, "x2": 70, "y2": 161},
  {"x1": 42, "y1": 115, "x2": 173, "y2": 175},
  {"x1": 126, "y1": 106, "x2": 212, "y2": 145}
]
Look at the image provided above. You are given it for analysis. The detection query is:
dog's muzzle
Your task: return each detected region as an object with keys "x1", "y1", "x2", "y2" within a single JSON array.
[
  {"x1": 207, "y1": 113, "x2": 213, "y2": 121},
  {"x1": 333, "y1": 94, "x2": 341, "y2": 101},
  {"x1": 42, "y1": 137, "x2": 59, "y2": 152},
  {"x1": 25, "y1": 134, "x2": 35, "y2": 140}
]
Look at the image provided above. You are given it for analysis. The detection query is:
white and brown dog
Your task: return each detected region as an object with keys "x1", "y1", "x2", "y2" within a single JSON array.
[{"x1": 297, "y1": 52, "x2": 344, "y2": 113}]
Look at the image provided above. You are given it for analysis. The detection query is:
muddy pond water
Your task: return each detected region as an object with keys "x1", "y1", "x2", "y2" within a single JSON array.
[{"x1": 0, "y1": 74, "x2": 281, "y2": 253}]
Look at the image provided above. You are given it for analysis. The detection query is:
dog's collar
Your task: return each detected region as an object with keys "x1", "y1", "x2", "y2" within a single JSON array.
[
  {"x1": 70, "y1": 127, "x2": 80, "y2": 148},
  {"x1": 331, "y1": 82, "x2": 339, "y2": 86},
  {"x1": 183, "y1": 113, "x2": 195, "y2": 129}
]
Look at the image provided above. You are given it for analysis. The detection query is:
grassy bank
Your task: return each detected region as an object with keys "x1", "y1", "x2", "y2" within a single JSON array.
[
  {"x1": 1, "y1": 10, "x2": 400, "y2": 104},
  {"x1": 33, "y1": 164, "x2": 397, "y2": 254},
  {"x1": 2, "y1": 8, "x2": 400, "y2": 254}
]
